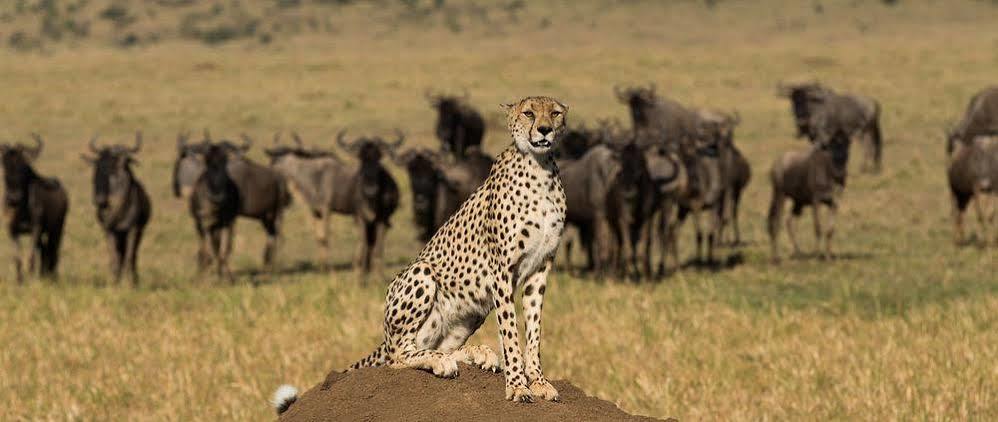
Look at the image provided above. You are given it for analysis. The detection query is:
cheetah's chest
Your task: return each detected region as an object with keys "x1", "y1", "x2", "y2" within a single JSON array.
[{"x1": 512, "y1": 169, "x2": 566, "y2": 277}]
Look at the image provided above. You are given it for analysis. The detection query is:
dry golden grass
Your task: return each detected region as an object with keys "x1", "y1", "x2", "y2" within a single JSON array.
[{"x1": 1, "y1": 1, "x2": 997, "y2": 420}]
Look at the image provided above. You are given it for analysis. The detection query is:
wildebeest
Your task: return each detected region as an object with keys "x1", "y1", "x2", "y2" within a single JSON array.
[
  {"x1": 174, "y1": 130, "x2": 292, "y2": 272},
  {"x1": 426, "y1": 90, "x2": 485, "y2": 159},
  {"x1": 82, "y1": 133, "x2": 151, "y2": 285},
  {"x1": 778, "y1": 82, "x2": 883, "y2": 173},
  {"x1": 767, "y1": 127, "x2": 852, "y2": 261},
  {"x1": 265, "y1": 130, "x2": 401, "y2": 274},
  {"x1": 1, "y1": 134, "x2": 68, "y2": 283},
  {"x1": 605, "y1": 141, "x2": 659, "y2": 278},
  {"x1": 558, "y1": 144, "x2": 621, "y2": 274},
  {"x1": 667, "y1": 132, "x2": 725, "y2": 266},
  {"x1": 614, "y1": 84, "x2": 702, "y2": 150},
  {"x1": 946, "y1": 135, "x2": 998, "y2": 245},
  {"x1": 947, "y1": 86, "x2": 998, "y2": 149},
  {"x1": 189, "y1": 143, "x2": 240, "y2": 282},
  {"x1": 699, "y1": 109, "x2": 751, "y2": 245},
  {"x1": 392, "y1": 146, "x2": 493, "y2": 243}
]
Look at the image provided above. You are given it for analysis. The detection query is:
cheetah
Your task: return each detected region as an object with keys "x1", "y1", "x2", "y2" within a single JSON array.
[{"x1": 348, "y1": 96, "x2": 569, "y2": 403}]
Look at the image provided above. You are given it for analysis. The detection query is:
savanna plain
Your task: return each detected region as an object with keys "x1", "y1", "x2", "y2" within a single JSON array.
[{"x1": 1, "y1": 1, "x2": 996, "y2": 420}]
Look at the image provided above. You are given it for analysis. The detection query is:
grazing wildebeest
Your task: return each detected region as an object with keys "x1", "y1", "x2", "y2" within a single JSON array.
[
  {"x1": 82, "y1": 133, "x2": 151, "y2": 285},
  {"x1": 614, "y1": 84, "x2": 702, "y2": 149},
  {"x1": 427, "y1": 90, "x2": 485, "y2": 159},
  {"x1": 767, "y1": 127, "x2": 852, "y2": 261},
  {"x1": 1, "y1": 134, "x2": 68, "y2": 283},
  {"x1": 778, "y1": 82, "x2": 883, "y2": 173},
  {"x1": 947, "y1": 86, "x2": 998, "y2": 148},
  {"x1": 266, "y1": 131, "x2": 401, "y2": 273},
  {"x1": 699, "y1": 109, "x2": 751, "y2": 245},
  {"x1": 189, "y1": 143, "x2": 240, "y2": 282},
  {"x1": 174, "y1": 131, "x2": 291, "y2": 272},
  {"x1": 392, "y1": 146, "x2": 494, "y2": 243},
  {"x1": 946, "y1": 135, "x2": 998, "y2": 245}
]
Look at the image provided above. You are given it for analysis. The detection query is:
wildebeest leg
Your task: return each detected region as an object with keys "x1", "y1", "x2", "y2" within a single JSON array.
[
  {"x1": 262, "y1": 217, "x2": 279, "y2": 273},
  {"x1": 109, "y1": 232, "x2": 125, "y2": 284},
  {"x1": 823, "y1": 203, "x2": 837, "y2": 259},
  {"x1": 218, "y1": 226, "x2": 235, "y2": 283},
  {"x1": 30, "y1": 226, "x2": 43, "y2": 277},
  {"x1": 353, "y1": 217, "x2": 367, "y2": 273},
  {"x1": 692, "y1": 208, "x2": 704, "y2": 264},
  {"x1": 732, "y1": 189, "x2": 744, "y2": 245},
  {"x1": 561, "y1": 229, "x2": 574, "y2": 274},
  {"x1": 313, "y1": 210, "x2": 330, "y2": 271},
  {"x1": 124, "y1": 227, "x2": 143, "y2": 286},
  {"x1": 812, "y1": 205, "x2": 823, "y2": 257},
  {"x1": 786, "y1": 204, "x2": 803, "y2": 257},
  {"x1": 767, "y1": 189, "x2": 785, "y2": 263},
  {"x1": 195, "y1": 224, "x2": 210, "y2": 272},
  {"x1": 371, "y1": 222, "x2": 387, "y2": 276},
  {"x1": 578, "y1": 225, "x2": 595, "y2": 273},
  {"x1": 705, "y1": 207, "x2": 719, "y2": 265},
  {"x1": 952, "y1": 192, "x2": 971, "y2": 245},
  {"x1": 616, "y1": 216, "x2": 633, "y2": 279},
  {"x1": 593, "y1": 214, "x2": 612, "y2": 278},
  {"x1": 11, "y1": 237, "x2": 24, "y2": 284}
]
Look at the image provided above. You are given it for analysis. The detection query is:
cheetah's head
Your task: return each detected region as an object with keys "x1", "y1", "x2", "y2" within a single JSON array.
[{"x1": 500, "y1": 96, "x2": 568, "y2": 155}]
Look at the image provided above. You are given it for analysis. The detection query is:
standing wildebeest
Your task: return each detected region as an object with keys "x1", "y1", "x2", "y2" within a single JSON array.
[
  {"x1": 174, "y1": 131, "x2": 291, "y2": 271},
  {"x1": 767, "y1": 127, "x2": 852, "y2": 261},
  {"x1": 190, "y1": 143, "x2": 240, "y2": 282},
  {"x1": 699, "y1": 109, "x2": 751, "y2": 245},
  {"x1": 947, "y1": 86, "x2": 998, "y2": 148},
  {"x1": 558, "y1": 144, "x2": 621, "y2": 274},
  {"x1": 82, "y1": 133, "x2": 151, "y2": 285},
  {"x1": 1, "y1": 134, "x2": 68, "y2": 283},
  {"x1": 265, "y1": 131, "x2": 401, "y2": 273},
  {"x1": 614, "y1": 84, "x2": 702, "y2": 150},
  {"x1": 667, "y1": 131, "x2": 725, "y2": 266},
  {"x1": 427, "y1": 90, "x2": 485, "y2": 159},
  {"x1": 392, "y1": 146, "x2": 493, "y2": 243},
  {"x1": 947, "y1": 135, "x2": 998, "y2": 245},
  {"x1": 605, "y1": 141, "x2": 660, "y2": 278},
  {"x1": 778, "y1": 82, "x2": 883, "y2": 173}
]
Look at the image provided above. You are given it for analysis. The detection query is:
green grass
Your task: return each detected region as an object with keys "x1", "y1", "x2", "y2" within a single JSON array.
[{"x1": 1, "y1": 1, "x2": 998, "y2": 420}]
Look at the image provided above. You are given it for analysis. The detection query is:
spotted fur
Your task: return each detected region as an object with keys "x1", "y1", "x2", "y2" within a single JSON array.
[{"x1": 349, "y1": 96, "x2": 569, "y2": 403}]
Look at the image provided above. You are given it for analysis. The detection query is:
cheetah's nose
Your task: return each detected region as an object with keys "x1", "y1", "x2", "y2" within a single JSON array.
[{"x1": 537, "y1": 126, "x2": 552, "y2": 136}]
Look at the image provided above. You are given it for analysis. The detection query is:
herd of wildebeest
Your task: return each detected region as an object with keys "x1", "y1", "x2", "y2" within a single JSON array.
[{"x1": 3, "y1": 83, "x2": 997, "y2": 284}]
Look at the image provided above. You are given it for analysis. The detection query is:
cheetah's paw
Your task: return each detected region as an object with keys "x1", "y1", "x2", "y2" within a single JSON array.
[
  {"x1": 506, "y1": 384, "x2": 534, "y2": 403},
  {"x1": 469, "y1": 345, "x2": 500, "y2": 373},
  {"x1": 431, "y1": 355, "x2": 459, "y2": 378},
  {"x1": 529, "y1": 378, "x2": 560, "y2": 402}
]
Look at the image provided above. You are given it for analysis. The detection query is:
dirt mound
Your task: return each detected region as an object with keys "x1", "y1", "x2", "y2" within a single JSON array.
[{"x1": 279, "y1": 364, "x2": 665, "y2": 422}]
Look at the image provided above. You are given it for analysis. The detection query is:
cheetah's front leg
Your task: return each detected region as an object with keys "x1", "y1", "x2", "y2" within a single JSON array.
[
  {"x1": 493, "y1": 273, "x2": 533, "y2": 402},
  {"x1": 521, "y1": 260, "x2": 559, "y2": 401}
]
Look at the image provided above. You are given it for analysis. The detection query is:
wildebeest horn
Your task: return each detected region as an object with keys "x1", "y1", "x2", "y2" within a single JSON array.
[
  {"x1": 613, "y1": 84, "x2": 627, "y2": 101},
  {"x1": 728, "y1": 110, "x2": 742, "y2": 126},
  {"x1": 131, "y1": 131, "x2": 143, "y2": 153},
  {"x1": 28, "y1": 133, "x2": 44, "y2": 157},
  {"x1": 239, "y1": 133, "x2": 253, "y2": 151},
  {"x1": 89, "y1": 134, "x2": 100, "y2": 153},
  {"x1": 202, "y1": 128, "x2": 212, "y2": 142},
  {"x1": 461, "y1": 87, "x2": 470, "y2": 100},
  {"x1": 389, "y1": 129, "x2": 406, "y2": 150},
  {"x1": 291, "y1": 131, "x2": 304, "y2": 148},
  {"x1": 336, "y1": 129, "x2": 355, "y2": 151}
]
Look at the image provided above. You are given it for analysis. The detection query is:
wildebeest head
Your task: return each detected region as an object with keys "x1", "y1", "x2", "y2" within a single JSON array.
[
  {"x1": 557, "y1": 123, "x2": 598, "y2": 160},
  {"x1": 338, "y1": 129, "x2": 404, "y2": 198},
  {"x1": 82, "y1": 132, "x2": 141, "y2": 210},
  {"x1": 614, "y1": 84, "x2": 657, "y2": 127},
  {"x1": 201, "y1": 143, "x2": 234, "y2": 200},
  {"x1": 426, "y1": 90, "x2": 470, "y2": 153},
  {"x1": 172, "y1": 129, "x2": 251, "y2": 198},
  {"x1": 392, "y1": 148, "x2": 442, "y2": 238},
  {"x1": 1, "y1": 134, "x2": 43, "y2": 209},
  {"x1": 265, "y1": 131, "x2": 339, "y2": 170},
  {"x1": 778, "y1": 82, "x2": 828, "y2": 139}
]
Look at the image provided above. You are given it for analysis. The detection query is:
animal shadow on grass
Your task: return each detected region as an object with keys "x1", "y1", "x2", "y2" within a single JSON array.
[
  {"x1": 238, "y1": 257, "x2": 413, "y2": 285},
  {"x1": 679, "y1": 252, "x2": 746, "y2": 273},
  {"x1": 787, "y1": 251, "x2": 874, "y2": 261}
]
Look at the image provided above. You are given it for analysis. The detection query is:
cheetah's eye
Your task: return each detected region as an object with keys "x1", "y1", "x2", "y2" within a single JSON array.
[
  {"x1": 551, "y1": 111, "x2": 561, "y2": 117},
  {"x1": 523, "y1": 111, "x2": 534, "y2": 119}
]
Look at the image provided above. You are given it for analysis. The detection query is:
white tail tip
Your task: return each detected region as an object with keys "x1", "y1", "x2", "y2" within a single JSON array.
[{"x1": 271, "y1": 384, "x2": 299, "y2": 415}]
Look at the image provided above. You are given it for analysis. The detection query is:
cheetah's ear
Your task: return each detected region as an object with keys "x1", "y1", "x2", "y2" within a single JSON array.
[
  {"x1": 557, "y1": 101, "x2": 569, "y2": 113},
  {"x1": 499, "y1": 103, "x2": 514, "y2": 114}
]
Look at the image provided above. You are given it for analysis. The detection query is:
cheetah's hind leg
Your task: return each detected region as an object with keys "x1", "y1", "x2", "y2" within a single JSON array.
[{"x1": 385, "y1": 264, "x2": 459, "y2": 378}]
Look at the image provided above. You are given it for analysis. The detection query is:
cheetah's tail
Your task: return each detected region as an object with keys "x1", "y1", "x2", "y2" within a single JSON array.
[
  {"x1": 270, "y1": 384, "x2": 299, "y2": 416},
  {"x1": 349, "y1": 341, "x2": 389, "y2": 370}
]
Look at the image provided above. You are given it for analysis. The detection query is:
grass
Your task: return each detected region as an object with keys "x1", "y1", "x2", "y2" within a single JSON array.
[{"x1": 1, "y1": 0, "x2": 998, "y2": 420}]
